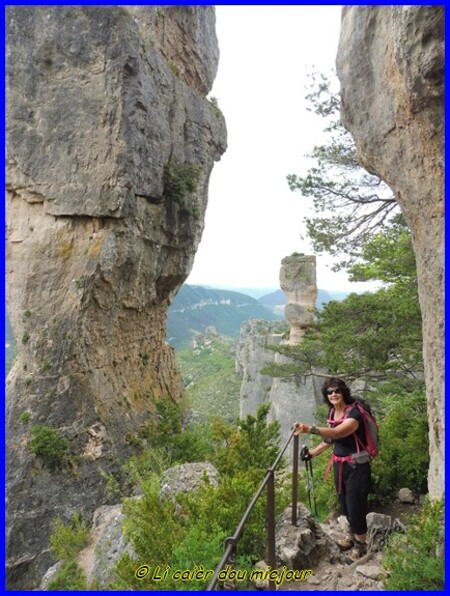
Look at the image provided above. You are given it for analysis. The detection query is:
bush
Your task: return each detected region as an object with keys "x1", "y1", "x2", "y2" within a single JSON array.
[
  {"x1": 29, "y1": 425, "x2": 69, "y2": 471},
  {"x1": 210, "y1": 403, "x2": 280, "y2": 478},
  {"x1": 47, "y1": 561, "x2": 87, "y2": 591},
  {"x1": 382, "y1": 498, "x2": 444, "y2": 590},
  {"x1": 47, "y1": 514, "x2": 89, "y2": 590},
  {"x1": 163, "y1": 161, "x2": 201, "y2": 209},
  {"x1": 19, "y1": 411, "x2": 31, "y2": 424},
  {"x1": 114, "y1": 474, "x2": 189, "y2": 590},
  {"x1": 113, "y1": 404, "x2": 286, "y2": 591},
  {"x1": 370, "y1": 389, "x2": 429, "y2": 499},
  {"x1": 50, "y1": 514, "x2": 90, "y2": 561}
]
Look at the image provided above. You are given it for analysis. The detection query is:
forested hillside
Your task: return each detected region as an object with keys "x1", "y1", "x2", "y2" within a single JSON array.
[
  {"x1": 167, "y1": 284, "x2": 281, "y2": 349},
  {"x1": 259, "y1": 288, "x2": 350, "y2": 310},
  {"x1": 177, "y1": 334, "x2": 241, "y2": 422}
]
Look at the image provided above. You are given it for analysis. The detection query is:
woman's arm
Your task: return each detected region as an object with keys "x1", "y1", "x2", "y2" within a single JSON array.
[
  {"x1": 293, "y1": 418, "x2": 359, "y2": 440},
  {"x1": 309, "y1": 441, "x2": 332, "y2": 458}
]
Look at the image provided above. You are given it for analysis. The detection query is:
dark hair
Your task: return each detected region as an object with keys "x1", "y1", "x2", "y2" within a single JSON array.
[{"x1": 321, "y1": 377, "x2": 355, "y2": 407}]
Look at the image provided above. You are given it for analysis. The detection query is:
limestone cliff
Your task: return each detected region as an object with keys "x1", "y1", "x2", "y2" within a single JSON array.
[
  {"x1": 336, "y1": 6, "x2": 444, "y2": 498},
  {"x1": 238, "y1": 256, "x2": 323, "y2": 454},
  {"x1": 6, "y1": 6, "x2": 226, "y2": 588}
]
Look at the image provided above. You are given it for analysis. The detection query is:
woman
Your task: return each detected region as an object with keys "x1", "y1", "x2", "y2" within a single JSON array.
[{"x1": 293, "y1": 377, "x2": 371, "y2": 560}]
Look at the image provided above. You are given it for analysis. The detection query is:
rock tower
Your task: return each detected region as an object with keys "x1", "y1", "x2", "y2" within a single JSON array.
[
  {"x1": 336, "y1": 5, "x2": 444, "y2": 499},
  {"x1": 6, "y1": 6, "x2": 226, "y2": 587},
  {"x1": 280, "y1": 254, "x2": 318, "y2": 345},
  {"x1": 238, "y1": 255, "x2": 322, "y2": 454}
]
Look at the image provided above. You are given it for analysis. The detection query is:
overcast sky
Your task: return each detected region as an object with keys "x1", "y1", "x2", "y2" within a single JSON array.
[{"x1": 186, "y1": 5, "x2": 379, "y2": 295}]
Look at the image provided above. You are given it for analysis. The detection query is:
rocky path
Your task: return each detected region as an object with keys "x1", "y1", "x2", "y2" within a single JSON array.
[
  {"x1": 280, "y1": 500, "x2": 420, "y2": 592},
  {"x1": 283, "y1": 544, "x2": 387, "y2": 591}
]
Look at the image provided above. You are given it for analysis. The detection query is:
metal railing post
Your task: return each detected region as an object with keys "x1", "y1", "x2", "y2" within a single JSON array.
[
  {"x1": 292, "y1": 433, "x2": 299, "y2": 525},
  {"x1": 267, "y1": 469, "x2": 276, "y2": 591}
]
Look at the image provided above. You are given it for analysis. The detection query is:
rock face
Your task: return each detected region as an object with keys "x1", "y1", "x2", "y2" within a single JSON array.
[
  {"x1": 336, "y1": 6, "x2": 444, "y2": 499},
  {"x1": 237, "y1": 320, "x2": 323, "y2": 457},
  {"x1": 238, "y1": 256, "x2": 323, "y2": 456},
  {"x1": 237, "y1": 320, "x2": 284, "y2": 419},
  {"x1": 6, "y1": 6, "x2": 226, "y2": 588}
]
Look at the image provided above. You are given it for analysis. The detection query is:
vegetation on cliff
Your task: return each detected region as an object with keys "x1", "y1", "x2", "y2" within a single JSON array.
[{"x1": 111, "y1": 402, "x2": 289, "y2": 591}]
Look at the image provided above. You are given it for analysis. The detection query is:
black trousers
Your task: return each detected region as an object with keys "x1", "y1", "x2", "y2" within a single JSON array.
[{"x1": 333, "y1": 461, "x2": 371, "y2": 535}]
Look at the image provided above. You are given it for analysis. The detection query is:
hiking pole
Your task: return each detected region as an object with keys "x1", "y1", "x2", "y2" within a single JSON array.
[
  {"x1": 306, "y1": 457, "x2": 318, "y2": 518},
  {"x1": 300, "y1": 445, "x2": 313, "y2": 513},
  {"x1": 301, "y1": 445, "x2": 318, "y2": 519}
]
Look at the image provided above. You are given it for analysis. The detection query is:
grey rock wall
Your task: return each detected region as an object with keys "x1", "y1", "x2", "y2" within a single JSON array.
[
  {"x1": 6, "y1": 6, "x2": 226, "y2": 588},
  {"x1": 238, "y1": 256, "x2": 323, "y2": 458},
  {"x1": 238, "y1": 321, "x2": 283, "y2": 419},
  {"x1": 336, "y1": 5, "x2": 444, "y2": 499}
]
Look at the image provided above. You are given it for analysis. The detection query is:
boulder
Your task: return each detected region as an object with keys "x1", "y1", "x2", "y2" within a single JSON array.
[
  {"x1": 160, "y1": 461, "x2": 219, "y2": 501},
  {"x1": 397, "y1": 487, "x2": 416, "y2": 504},
  {"x1": 367, "y1": 512, "x2": 405, "y2": 551},
  {"x1": 275, "y1": 503, "x2": 338, "y2": 569}
]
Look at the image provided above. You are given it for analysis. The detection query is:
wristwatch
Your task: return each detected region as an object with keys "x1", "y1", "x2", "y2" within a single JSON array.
[{"x1": 310, "y1": 425, "x2": 319, "y2": 435}]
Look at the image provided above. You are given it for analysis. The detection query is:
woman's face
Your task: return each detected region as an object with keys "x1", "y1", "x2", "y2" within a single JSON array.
[{"x1": 326, "y1": 387, "x2": 345, "y2": 408}]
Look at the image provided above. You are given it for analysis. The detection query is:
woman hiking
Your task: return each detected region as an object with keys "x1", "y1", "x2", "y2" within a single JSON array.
[{"x1": 293, "y1": 377, "x2": 372, "y2": 560}]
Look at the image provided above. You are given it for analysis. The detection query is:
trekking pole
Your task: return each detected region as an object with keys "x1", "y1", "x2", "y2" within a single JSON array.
[
  {"x1": 301, "y1": 445, "x2": 318, "y2": 519},
  {"x1": 306, "y1": 458, "x2": 319, "y2": 518},
  {"x1": 300, "y1": 445, "x2": 313, "y2": 513}
]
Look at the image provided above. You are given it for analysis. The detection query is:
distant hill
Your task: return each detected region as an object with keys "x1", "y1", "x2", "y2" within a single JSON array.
[
  {"x1": 203, "y1": 286, "x2": 278, "y2": 299},
  {"x1": 167, "y1": 285, "x2": 282, "y2": 349},
  {"x1": 258, "y1": 288, "x2": 351, "y2": 310}
]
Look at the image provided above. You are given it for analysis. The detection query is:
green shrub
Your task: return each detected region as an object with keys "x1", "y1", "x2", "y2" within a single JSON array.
[
  {"x1": 211, "y1": 403, "x2": 280, "y2": 478},
  {"x1": 29, "y1": 425, "x2": 69, "y2": 471},
  {"x1": 371, "y1": 389, "x2": 429, "y2": 499},
  {"x1": 114, "y1": 404, "x2": 286, "y2": 591},
  {"x1": 47, "y1": 560, "x2": 87, "y2": 591},
  {"x1": 121, "y1": 446, "x2": 168, "y2": 491},
  {"x1": 114, "y1": 474, "x2": 188, "y2": 590},
  {"x1": 50, "y1": 513, "x2": 90, "y2": 561},
  {"x1": 163, "y1": 161, "x2": 201, "y2": 208},
  {"x1": 19, "y1": 411, "x2": 31, "y2": 424},
  {"x1": 137, "y1": 397, "x2": 213, "y2": 465},
  {"x1": 166, "y1": 424, "x2": 214, "y2": 465},
  {"x1": 382, "y1": 498, "x2": 444, "y2": 590}
]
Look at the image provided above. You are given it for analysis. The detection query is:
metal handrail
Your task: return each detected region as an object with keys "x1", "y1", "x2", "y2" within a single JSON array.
[{"x1": 206, "y1": 428, "x2": 300, "y2": 591}]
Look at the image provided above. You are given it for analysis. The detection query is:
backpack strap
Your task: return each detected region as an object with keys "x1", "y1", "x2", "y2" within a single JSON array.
[{"x1": 327, "y1": 403, "x2": 363, "y2": 454}]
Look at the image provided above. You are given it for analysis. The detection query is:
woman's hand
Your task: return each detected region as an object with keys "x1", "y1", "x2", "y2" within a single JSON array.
[{"x1": 293, "y1": 421, "x2": 308, "y2": 436}]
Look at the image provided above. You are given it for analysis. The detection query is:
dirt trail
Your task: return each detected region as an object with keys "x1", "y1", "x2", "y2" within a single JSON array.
[{"x1": 281, "y1": 501, "x2": 421, "y2": 592}]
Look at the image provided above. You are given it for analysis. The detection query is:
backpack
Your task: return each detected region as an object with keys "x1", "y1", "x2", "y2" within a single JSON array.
[{"x1": 328, "y1": 399, "x2": 379, "y2": 460}]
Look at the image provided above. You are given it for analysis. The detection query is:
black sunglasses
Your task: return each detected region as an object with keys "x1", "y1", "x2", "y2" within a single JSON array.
[{"x1": 326, "y1": 388, "x2": 342, "y2": 396}]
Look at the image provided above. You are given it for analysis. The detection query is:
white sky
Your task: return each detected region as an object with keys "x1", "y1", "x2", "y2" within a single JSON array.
[{"x1": 186, "y1": 5, "x2": 379, "y2": 294}]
